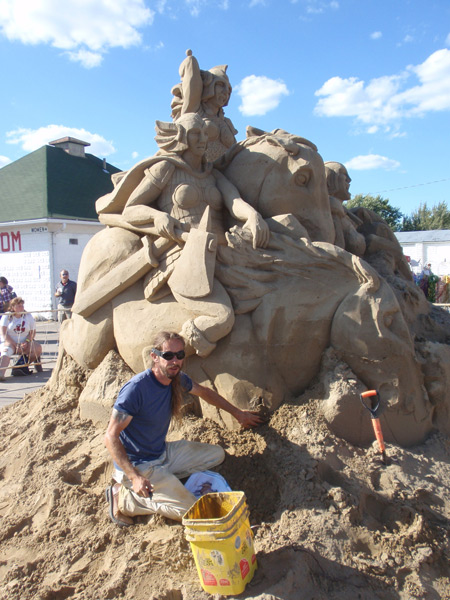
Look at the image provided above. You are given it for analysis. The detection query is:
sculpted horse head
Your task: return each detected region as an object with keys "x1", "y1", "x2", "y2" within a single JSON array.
[{"x1": 216, "y1": 127, "x2": 335, "y2": 244}]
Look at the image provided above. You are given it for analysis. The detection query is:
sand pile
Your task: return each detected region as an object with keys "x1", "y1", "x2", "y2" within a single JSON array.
[{"x1": 0, "y1": 353, "x2": 449, "y2": 600}]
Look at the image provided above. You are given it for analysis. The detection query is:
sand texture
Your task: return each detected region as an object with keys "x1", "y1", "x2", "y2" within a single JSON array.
[{"x1": 0, "y1": 352, "x2": 449, "y2": 600}]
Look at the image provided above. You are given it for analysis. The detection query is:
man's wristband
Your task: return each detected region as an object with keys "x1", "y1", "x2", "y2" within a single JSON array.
[{"x1": 25, "y1": 338, "x2": 31, "y2": 342}]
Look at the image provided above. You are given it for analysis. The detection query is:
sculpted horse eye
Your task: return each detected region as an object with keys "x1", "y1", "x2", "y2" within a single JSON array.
[{"x1": 294, "y1": 169, "x2": 311, "y2": 187}]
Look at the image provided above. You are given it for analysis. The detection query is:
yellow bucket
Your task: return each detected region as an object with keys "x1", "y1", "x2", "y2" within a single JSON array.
[{"x1": 182, "y1": 491, "x2": 257, "y2": 596}]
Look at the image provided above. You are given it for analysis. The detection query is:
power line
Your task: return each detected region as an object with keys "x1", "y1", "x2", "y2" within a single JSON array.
[{"x1": 371, "y1": 178, "x2": 450, "y2": 195}]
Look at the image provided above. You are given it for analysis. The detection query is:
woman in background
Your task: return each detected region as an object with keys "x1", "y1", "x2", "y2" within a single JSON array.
[{"x1": 0, "y1": 297, "x2": 42, "y2": 381}]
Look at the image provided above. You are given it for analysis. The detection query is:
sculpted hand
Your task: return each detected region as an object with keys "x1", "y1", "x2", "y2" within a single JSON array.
[
  {"x1": 244, "y1": 212, "x2": 270, "y2": 249},
  {"x1": 131, "y1": 474, "x2": 154, "y2": 498},
  {"x1": 235, "y1": 409, "x2": 264, "y2": 429},
  {"x1": 153, "y1": 214, "x2": 183, "y2": 243}
]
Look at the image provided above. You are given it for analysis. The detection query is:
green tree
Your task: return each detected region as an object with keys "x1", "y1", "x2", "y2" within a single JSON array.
[
  {"x1": 401, "y1": 202, "x2": 450, "y2": 231},
  {"x1": 345, "y1": 194, "x2": 403, "y2": 231}
]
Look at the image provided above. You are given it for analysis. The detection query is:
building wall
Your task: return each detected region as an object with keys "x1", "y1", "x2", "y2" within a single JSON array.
[
  {"x1": 53, "y1": 229, "x2": 97, "y2": 299},
  {"x1": 0, "y1": 220, "x2": 103, "y2": 316},
  {"x1": 397, "y1": 240, "x2": 450, "y2": 276}
]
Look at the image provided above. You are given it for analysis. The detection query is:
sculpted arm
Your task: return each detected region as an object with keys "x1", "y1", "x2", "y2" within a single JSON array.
[
  {"x1": 190, "y1": 380, "x2": 263, "y2": 429},
  {"x1": 104, "y1": 409, "x2": 153, "y2": 497},
  {"x1": 213, "y1": 169, "x2": 270, "y2": 249},
  {"x1": 122, "y1": 161, "x2": 182, "y2": 242},
  {"x1": 178, "y1": 52, "x2": 203, "y2": 115}
]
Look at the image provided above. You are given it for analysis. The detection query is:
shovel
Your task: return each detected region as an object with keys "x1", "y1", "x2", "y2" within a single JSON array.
[{"x1": 360, "y1": 390, "x2": 387, "y2": 464}]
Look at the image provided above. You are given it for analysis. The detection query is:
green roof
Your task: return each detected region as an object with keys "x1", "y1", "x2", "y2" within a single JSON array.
[{"x1": 0, "y1": 145, "x2": 121, "y2": 222}]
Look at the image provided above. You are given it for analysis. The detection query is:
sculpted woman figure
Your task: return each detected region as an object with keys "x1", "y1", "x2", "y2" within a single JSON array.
[
  {"x1": 95, "y1": 112, "x2": 269, "y2": 357},
  {"x1": 171, "y1": 50, "x2": 237, "y2": 162}
]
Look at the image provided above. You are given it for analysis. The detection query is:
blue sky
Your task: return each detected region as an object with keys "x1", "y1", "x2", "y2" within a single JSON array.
[{"x1": 1, "y1": 0, "x2": 449, "y2": 217}]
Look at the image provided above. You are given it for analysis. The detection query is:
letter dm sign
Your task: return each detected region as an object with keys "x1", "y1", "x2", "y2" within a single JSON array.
[
  {"x1": 0, "y1": 231, "x2": 22, "y2": 252},
  {"x1": 0, "y1": 228, "x2": 52, "y2": 313}
]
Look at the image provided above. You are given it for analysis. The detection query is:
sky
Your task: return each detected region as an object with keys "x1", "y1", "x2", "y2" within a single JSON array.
[{"x1": 1, "y1": 0, "x2": 449, "y2": 217}]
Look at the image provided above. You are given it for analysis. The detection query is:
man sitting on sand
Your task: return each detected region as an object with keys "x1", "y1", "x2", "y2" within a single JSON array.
[{"x1": 104, "y1": 330, "x2": 262, "y2": 526}]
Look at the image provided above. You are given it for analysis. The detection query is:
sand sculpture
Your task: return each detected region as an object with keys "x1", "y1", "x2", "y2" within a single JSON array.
[{"x1": 60, "y1": 50, "x2": 450, "y2": 448}]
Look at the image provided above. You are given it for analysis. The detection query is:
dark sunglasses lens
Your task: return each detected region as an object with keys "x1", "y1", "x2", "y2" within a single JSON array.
[{"x1": 161, "y1": 350, "x2": 185, "y2": 360}]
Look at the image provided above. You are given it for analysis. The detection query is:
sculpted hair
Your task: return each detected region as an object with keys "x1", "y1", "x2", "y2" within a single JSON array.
[
  {"x1": 152, "y1": 331, "x2": 186, "y2": 422},
  {"x1": 154, "y1": 113, "x2": 206, "y2": 155}
]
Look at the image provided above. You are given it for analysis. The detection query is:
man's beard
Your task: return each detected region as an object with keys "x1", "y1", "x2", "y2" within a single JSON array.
[{"x1": 161, "y1": 363, "x2": 181, "y2": 380}]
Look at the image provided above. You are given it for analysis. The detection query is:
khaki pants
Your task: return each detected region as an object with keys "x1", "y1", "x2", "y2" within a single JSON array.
[
  {"x1": 58, "y1": 305, "x2": 72, "y2": 323},
  {"x1": 114, "y1": 440, "x2": 225, "y2": 521}
]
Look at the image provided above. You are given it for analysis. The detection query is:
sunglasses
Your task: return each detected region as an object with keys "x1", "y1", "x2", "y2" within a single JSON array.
[{"x1": 152, "y1": 348, "x2": 185, "y2": 361}]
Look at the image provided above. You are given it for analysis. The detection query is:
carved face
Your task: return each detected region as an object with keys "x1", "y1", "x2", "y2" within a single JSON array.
[
  {"x1": 337, "y1": 167, "x2": 351, "y2": 201},
  {"x1": 202, "y1": 72, "x2": 232, "y2": 109},
  {"x1": 213, "y1": 81, "x2": 230, "y2": 108},
  {"x1": 186, "y1": 122, "x2": 208, "y2": 158},
  {"x1": 331, "y1": 279, "x2": 429, "y2": 425}
]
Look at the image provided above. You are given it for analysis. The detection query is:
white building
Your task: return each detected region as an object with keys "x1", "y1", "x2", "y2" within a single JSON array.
[
  {"x1": 395, "y1": 230, "x2": 450, "y2": 276},
  {"x1": 0, "y1": 137, "x2": 119, "y2": 316}
]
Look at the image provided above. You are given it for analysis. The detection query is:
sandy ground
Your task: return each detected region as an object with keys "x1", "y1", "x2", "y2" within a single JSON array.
[{"x1": 0, "y1": 353, "x2": 449, "y2": 600}]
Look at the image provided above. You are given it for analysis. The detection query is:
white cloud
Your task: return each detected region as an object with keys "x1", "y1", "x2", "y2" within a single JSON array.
[
  {"x1": 0, "y1": 156, "x2": 12, "y2": 168},
  {"x1": 303, "y1": 0, "x2": 339, "y2": 14},
  {"x1": 185, "y1": 0, "x2": 203, "y2": 16},
  {"x1": 67, "y1": 49, "x2": 103, "y2": 69},
  {"x1": 446, "y1": 32, "x2": 450, "y2": 46},
  {"x1": 132, "y1": 151, "x2": 139, "y2": 159},
  {"x1": 345, "y1": 154, "x2": 400, "y2": 171},
  {"x1": 314, "y1": 48, "x2": 450, "y2": 131},
  {"x1": 156, "y1": 0, "x2": 168, "y2": 12},
  {"x1": 249, "y1": 0, "x2": 266, "y2": 6},
  {"x1": 236, "y1": 75, "x2": 289, "y2": 116},
  {"x1": 399, "y1": 49, "x2": 450, "y2": 114},
  {"x1": 0, "y1": 0, "x2": 154, "y2": 67},
  {"x1": 6, "y1": 125, "x2": 116, "y2": 157},
  {"x1": 370, "y1": 31, "x2": 382, "y2": 40}
]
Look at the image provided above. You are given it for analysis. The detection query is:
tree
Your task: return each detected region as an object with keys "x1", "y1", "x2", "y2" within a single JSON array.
[
  {"x1": 345, "y1": 194, "x2": 403, "y2": 231},
  {"x1": 401, "y1": 202, "x2": 450, "y2": 231}
]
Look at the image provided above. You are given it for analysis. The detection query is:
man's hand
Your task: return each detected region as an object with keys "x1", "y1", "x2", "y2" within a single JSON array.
[
  {"x1": 131, "y1": 473, "x2": 154, "y2": 498},
  {"x1": 191, "y1": 381, "x2": 266, "y2": 430},
  {"x1": 234, "y1": 409, "x2": 264, "y2": 429}
]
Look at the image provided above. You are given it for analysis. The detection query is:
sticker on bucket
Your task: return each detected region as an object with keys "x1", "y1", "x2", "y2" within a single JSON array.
[
  {"x1": 235, "y1": 535, "x2": 241, "y2": 550},
  {"x1": 201, "y1": 569, "x2": 217, "y2": 587},
  {"x1": 210, "y1": 550, "x2": 224, "y2": 566},
  {"x1": 219, "y1": 579, "x2": 231, "y2": 586},
  {"x1": 240, "y1": 559, "x2": 250, "y2": 580}
]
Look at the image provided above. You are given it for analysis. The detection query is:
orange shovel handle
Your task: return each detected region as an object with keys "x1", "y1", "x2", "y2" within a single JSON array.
[{"x1": 371, "y1": 418, "x2": 386, "y2": 454}]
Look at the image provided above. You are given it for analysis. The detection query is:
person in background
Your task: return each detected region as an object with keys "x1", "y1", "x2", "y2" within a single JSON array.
[
  {"x1": 55, "y1": 270, "x2": 77, "y2": 322},
  {"x1": 423, "y1": 263, "x2": 432, "y2": 277},
  {"x1": 0, "y1": 297, "x2": 43, "y2": 381},
  {"x1": 0, "y1": 276, "x2": 16, "y2": 314}
]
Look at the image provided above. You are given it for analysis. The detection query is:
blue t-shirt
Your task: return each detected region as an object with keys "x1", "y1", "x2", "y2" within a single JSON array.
[{"x1": 114, "y1": 369, "x2": 193, "y2": 463}]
